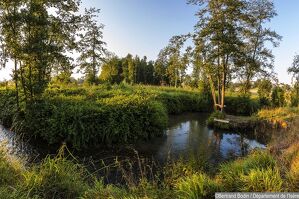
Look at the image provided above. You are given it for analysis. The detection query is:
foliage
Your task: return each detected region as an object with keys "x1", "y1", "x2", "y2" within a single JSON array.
[
  {"x1": 0, "y1": 85, "x2": 213, "y2": 149},
  {"x1": 225, "y1": 96, "x2": 260, "y2": 116},
  {"x1": 257, "y1": 79, "x2": 272, "y2": 107},
  {"x1": 77, "y1": 8, "x2": 106, "y2": 85},
  {"x1": 100, "y1": 54, "x2": 156, "y2": 85},
  {"x1": 20, "y1": 95, "x2": 167, "y2": 149},
  {"x1": 271, "y1": 86, "x2": 286, "y2": 107},
  {"x1": 258, "y1": 107, "x2": 299, "y2": 123},
  {"x1": 0, "y1": 89, "x2": 17, "y2": 127},
  {"x1": 207, "y1": 111, "x2": 226, "y2": 127}
]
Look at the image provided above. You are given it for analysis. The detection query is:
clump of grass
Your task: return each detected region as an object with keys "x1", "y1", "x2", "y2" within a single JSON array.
[
  {"x1": 19, "y1": 146, "x2": 90, "y2": 198},
  {"x1": 0, "y1": 143, "x2": 24, "y2": 187},
  {"x1": 288, "y1": 152, "x2": 299, "y2": 191},
  {"x1": 81, "y1": 179, "x2": 127, "y2": 199},
  {"x1": 257, "y1": 107, "x2": 299, "y2": 123},
  {"x1": 217, "y1": 150, "x2": 280, "y2": 192},
  {"x1": 241, "y1": 168, "x2": 283, "y2": 192},
  {"x1": 175, "y1": 173, "x2": 221, "y2": 199},
  {"x1": 207, "y1": 111, "x2": 226, "y2": 127},
  {"x1": 217, "y1": 159, "x2": 244, "y2": 191}
]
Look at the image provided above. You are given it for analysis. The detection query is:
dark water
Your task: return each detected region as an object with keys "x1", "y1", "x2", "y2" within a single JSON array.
[
  {"x1": 0, "y1": 113, "x2": 265, "y2": 167},
  {"x1": 134, "y1": 113, "x2": 265, "y2": 165}
]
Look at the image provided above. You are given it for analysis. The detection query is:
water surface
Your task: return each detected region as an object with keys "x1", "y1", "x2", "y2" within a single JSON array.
[{"x1": 0, "y1": 113, "x2": 265, "y2": 167}]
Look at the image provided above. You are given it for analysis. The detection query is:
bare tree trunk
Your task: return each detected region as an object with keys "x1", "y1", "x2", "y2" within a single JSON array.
[{"x1": 207, "y1": 73, "x2": 217, "y2": 111}]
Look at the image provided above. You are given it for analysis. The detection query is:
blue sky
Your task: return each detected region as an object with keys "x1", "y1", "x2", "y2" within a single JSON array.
[{"x1": 0, "y1": 0, "x2": 298, "y2": 84}]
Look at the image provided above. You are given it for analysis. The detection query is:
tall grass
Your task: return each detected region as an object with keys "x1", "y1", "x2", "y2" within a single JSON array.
[
  {"x1": 0, "y1": 143, "x2": 296, "y2": 198},
  {"x1": 175, "y1": 173, "x2": 221, "y2": 199}
]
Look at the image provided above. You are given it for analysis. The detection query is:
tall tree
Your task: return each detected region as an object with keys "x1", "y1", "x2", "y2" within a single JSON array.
[
  {"x1": 48, "y1": 0, "x2": 82, "y2": 84},
  {"x1": 158, "y1": 35, "x2": 190, "y2": 87},
  {"x1": 288, "y1": 55, "x2": 299, "y2": 106},
  {"x1": 289, "y1": 55, "x2": 299, "y2": 83},
  {"x1": 155, "y1": 48, "x2": 170, "y2": 85},
  {"x1": 190, "y1": 0, "x2": 248, "y2": 111},
  {"x1": 0, "y1": 0, "x2": 23, "y2": 108},
  {"x1": 237, "y1": 0, "x2": 281, "y2": 94},
  {"x1": 77, "y1": 8, "x2": 106, "y2": 85}
]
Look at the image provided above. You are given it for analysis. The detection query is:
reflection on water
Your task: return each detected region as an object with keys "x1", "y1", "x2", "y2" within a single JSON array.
[
  {"x1": 0, "y1": 125, "x2": 38, "y2": 158},
  {"x1": 0, "y1": 113, "x2": 266, "y2": 166},
  {"x1": 135, "y1": 113, "x2": 265, "y2": 165}
]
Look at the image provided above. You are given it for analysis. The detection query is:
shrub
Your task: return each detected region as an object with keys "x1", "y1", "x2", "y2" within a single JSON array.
[
  {"x1": 20, "y1": 95, "x2": 168, "y2": 149},
  {"x1": 271, "y1": 86, "x2": 286, "y2": 107},
  {"x1": 207, "y1": 111, "x2": 226, "y2": 127},
  {"x1": 225, "y1": 96, "x2": 260, "y2": 116},
  {"x1": 156, "y1": 92, "x2": 211, "y2": 114},
  {"x1": 0, "y1": 89, "x2": 17, "y2": 127}
]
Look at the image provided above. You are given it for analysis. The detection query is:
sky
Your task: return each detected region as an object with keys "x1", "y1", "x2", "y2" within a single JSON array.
[{"x1": 0, "y1": 0, "x2": 298, "y2": 84}]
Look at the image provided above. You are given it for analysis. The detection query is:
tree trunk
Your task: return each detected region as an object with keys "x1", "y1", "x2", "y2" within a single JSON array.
[{"x1": 14, "y1": 59, "x2": 20, "y2": 111}]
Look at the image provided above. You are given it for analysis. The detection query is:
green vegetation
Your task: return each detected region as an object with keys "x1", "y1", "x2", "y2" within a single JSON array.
[
  {"x1": 0, "y1": 0, "x2": 299, "y2": 198},
  {"x1": 0, "y1": 144, "x2": 295, "y2": 199},
  {"x1": 0, "y1": 85, "x2": 212, "y2": 148}
]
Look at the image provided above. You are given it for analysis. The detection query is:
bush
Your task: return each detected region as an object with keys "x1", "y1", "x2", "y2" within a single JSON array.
[
  {"x1": 225, "y1": 96, "x2": 260, "y2": 116},
  {"x1": 206, "y1": 111, "x2": 226, "y2": 127},
  {"x1": 20, "y1": 95, "x2": 168, "y2": 149},
  {"x1": 157, "y1": 92, "x2": 211, "y2": 114},
  {"x1": 271, "y1": 86, "x2": 286, "y2": 107},
  {"x1": 0, "y1": 89, "x2": 17, "y2": 127},
  {"x1": 5, "y1": 85, "x2": 212, "y2": 149}
]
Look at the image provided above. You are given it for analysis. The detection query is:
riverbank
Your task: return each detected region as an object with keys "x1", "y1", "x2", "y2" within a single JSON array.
[
  {"x1": 0, "y1": 117, "x2": 298, "y2": 198},
  {"x1": 0, "y1": 84, "x2": 260, "y2": 150},
  {"x1": 208, "y1": 106, "x2": 299, "y2": 131}
]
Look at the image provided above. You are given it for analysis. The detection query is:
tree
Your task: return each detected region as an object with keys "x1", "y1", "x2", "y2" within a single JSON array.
[
  {"x1": 257, "y1": 79, "x2": 272, "y2": 106},
  {"x1": 157, "y1": 35, "x2": 190, "y2": 87},
  {"x1": 77, "y1": 8, "x2": 106, "y2": 85},
  {"x1": 271, "y1": 86, "x2": 285, "y2": 107},
  {"x1": 0, "y1": 0, "x2": 23, "y2": 109},
  {"x1": 288, "y1": 55, "x2": 299, "y2": 106},
  {"x1": 99, "y1": 55, "x2": 122, "y2": 84},
  {"x1": 190, "y1": 0, "x2": 248, "y2": 111},
  {"x1": 237, "y1": 0, "x2": 281, "y2": 94},
  {"x1": 48, "y1": 0, "x2": 82, "y2": 84},
  {"x1": 155, "y1": 48, "x2": 170, "y2": 85},
  {"x1": 0, "y1": 0, "x2": 84, "y2": 103}
]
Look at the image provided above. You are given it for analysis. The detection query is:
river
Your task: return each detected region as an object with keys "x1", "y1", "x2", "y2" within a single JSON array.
[{"x1": 0, "y1": 113, "x2": 265, "y2": 169}]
